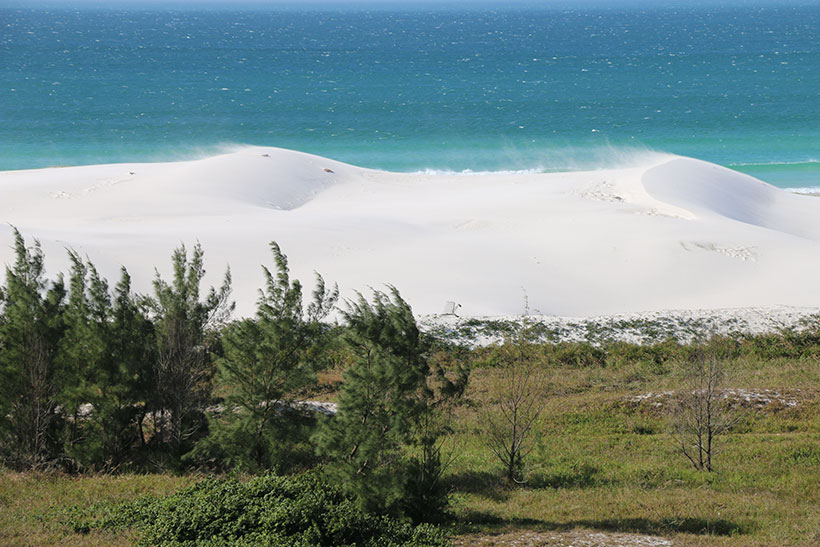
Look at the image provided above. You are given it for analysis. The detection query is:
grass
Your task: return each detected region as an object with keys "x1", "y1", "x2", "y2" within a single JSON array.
[
  {"x1": 3, "y1": 337, "x2": 820, "y2": 545},
  {"x1": 0, "y1": 472, "x2": 195, "y2": 546},
  {"x1": 440, "y1": 350, "x2": 820, "y2": 545}
]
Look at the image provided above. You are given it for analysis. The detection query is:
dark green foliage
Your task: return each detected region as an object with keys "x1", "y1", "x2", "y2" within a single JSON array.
[
  {"x1": 0, "y1": 229, "x2": 66, "y2": 469},
  {"x1": 68, "y1": 471, "x2": 449, "y2": 546},
  {"x1": 472, "y1": 340, "x2": 605, "y2": 371},
  {"x1": 56, "y1": 257, "x2": 154, "y2": 471},
  {"x1": 400, "y1": 410, "x2": 451, "y2": 524},
  {"x1": 428, "y1": 342, "x2": 472, "y2": 403},
  {"x1": 0, "y1": 232, "x2": 153, "y2": 471},
  {"x1": 737, "y1": 328, "x2": 820, "y2": 359},
  {"x1": 191, "y1": 242, "x2": 338, "y2": 472},
  {"x1": 605, "y1": 339, "x2": 682, "y2": 374},
  {"x1": 549, "y1": 342, "x2": 607, "y2": 368},
  {"x1": 315, "y1": 287, "x2": 449, "y2": 522},
  {"x1": 56, "y1": 251, "x2": 110, "y2": 469},
  {"x1": 106, "y1": 268, "x2": 157, "y2": 466},
  {"x1": 148, "y1": 243, "x2": 233, "y2": 457}
]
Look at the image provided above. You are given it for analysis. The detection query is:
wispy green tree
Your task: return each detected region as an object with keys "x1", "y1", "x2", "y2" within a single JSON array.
[
  {"x1": 56, "y1": 254, "x2": 154, "y2": 471},
  {"x1": 0, "y1": 229, "x2": 66, "y2": 469},
  {"x1": 405, "y1": 339, "x2": 469, "y2": 523},
  {"x1": 149, "y1": 243, "x2": 232, "y2": 458},
  {"x1": 193, "y1": 242, "x2": 338, "y2": 472},
  {"x1": 108, "y1": 268, "x2": 155, "y2": 465},
  {"x1": 315, "y1": 287, "x2": 449, "y2": 522},
  {"x1": 55, "y1": 251, "x2": 109, "y2": 470}
]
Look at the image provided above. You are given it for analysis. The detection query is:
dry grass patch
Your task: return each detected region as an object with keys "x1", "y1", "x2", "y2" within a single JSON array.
[{"x1": 0, "y1": 471, "x2": 194, "y2": 546}]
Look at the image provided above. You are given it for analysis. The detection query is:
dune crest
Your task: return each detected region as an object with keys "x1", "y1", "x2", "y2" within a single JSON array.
[
  {"x1": 642, "y1": 158, "x2": 820, "y2": 241},
  {"x1": 158, "y1": 147, "x2": 357, "y2": 210},
  {"x1": 2, "y1": 147, "x2": 820, "y2": 318}
]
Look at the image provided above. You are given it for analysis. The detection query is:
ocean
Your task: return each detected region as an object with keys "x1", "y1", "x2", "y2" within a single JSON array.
[{"x1": 2, "y1": 4, "x2": 819, "y2": 189}]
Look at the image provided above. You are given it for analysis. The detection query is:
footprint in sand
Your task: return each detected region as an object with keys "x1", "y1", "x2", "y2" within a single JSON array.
[
  {"x1": 576, "y1": 180, "x2": 625, "y2": 203},
  {"x1": 680, "y1": 241, "x2": 758, "y2": 261}
]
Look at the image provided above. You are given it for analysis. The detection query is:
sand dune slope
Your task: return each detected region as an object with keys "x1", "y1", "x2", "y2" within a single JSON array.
[
  {"x1": 643, "y1": 158, "x2": 820, "y2": 240},
  {"x1": 1, "y1": 146, "x2": 819, "y2": 317}
]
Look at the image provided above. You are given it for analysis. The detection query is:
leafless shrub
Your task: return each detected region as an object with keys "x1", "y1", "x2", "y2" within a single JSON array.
[
  {"x1": 669, "y1": 337, "x2": 743, "y2": 472},
  {"x1": 479, "y1": 311, "x2": 548, "y2": 483}
]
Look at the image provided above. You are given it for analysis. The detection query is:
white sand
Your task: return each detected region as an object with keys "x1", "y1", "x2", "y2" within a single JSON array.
[{"x1": 2, "y1": 146, "x2": 820, "y2": 321}]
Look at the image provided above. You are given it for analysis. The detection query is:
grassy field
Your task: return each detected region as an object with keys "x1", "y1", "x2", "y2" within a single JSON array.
[
  {"x1": 3, "y1": 338, "x2": 820, "y2": 546},
  {"x1": 443, "y1": 348, "x2": 820, "y2": 546},
  {"x1": 0, "y1": 472, "x2": 196, "y2": 546}
]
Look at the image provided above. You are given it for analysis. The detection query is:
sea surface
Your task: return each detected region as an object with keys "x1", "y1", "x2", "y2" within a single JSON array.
[{"x1": 2, "y1": 4, "x2": 820, "y2": 189}]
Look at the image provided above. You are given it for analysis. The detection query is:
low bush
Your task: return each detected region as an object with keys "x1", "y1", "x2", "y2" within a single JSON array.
[{"x1": 66, "y1": 470, "x2": 449, "y2": 546}]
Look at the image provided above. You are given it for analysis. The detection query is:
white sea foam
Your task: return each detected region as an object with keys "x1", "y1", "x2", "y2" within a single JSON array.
[
  {"x1": 411, "y1": 147, "x2": 672, "y2": 176},
  {"x1": 412, "y1": 167, "x2": 546, "y2": 176},
  {"x1": 728, "y1": 159, "x2": 820, "y2": 167},
  {"x1": 786, "y1": 186, "x2": 820, "y2": 195}
]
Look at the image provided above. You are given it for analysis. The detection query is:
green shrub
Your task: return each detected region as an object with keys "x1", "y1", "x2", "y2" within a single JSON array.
[
  {"x1": 549, "y1": 342, "x2": 606, "y2": 368},
  {"x1": 67, "y1": 470, "x2": 449, "y2": 546}
]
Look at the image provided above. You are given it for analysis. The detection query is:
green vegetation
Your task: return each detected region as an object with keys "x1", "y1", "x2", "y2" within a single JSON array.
[
  {"x1": 478, "y1": 314, "x2": 548, "y2": 484},
  {"x1": 63, "y1": 472, "x2": 447, "y2": 546},
  {"x1": 446, "y1": 342, "x2": 820, "y2": 545},
  {"x1": 189, "y1": 242, "x2": 337, "y2": 474},
  {"x1": 0, "y1": 229, "x2": 66, "y2": 469},
  {"x1": 148, "y1": 241, "x2": 233, "y2": 460},
  {"x1": 315, "y1": 287, "x2": 449, "y2": 523},
  {"x1": 3, "y1": 230, "x2": 820, "y2": 545}
]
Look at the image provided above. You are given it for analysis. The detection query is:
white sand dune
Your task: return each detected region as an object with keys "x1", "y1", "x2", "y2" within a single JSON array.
[{"x1": 1, "y1": 146, "x2": 820, "y2": 318}]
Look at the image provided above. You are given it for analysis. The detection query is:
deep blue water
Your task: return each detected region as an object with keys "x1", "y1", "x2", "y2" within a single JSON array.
[{"x1": 2, "y1": 5, "x2": 820, "y2": 188}]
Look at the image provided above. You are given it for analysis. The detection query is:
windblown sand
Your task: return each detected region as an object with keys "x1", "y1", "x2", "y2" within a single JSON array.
[{"x1": 2, "y1": 146, "x2": 819, "y2": 319}]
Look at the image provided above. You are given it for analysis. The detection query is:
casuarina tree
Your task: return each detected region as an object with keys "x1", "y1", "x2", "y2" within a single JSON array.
[
  {"x1": 0, "y1": 229, "x2": 66, "y2": 469},
  {"x1": 195, "y1": 241, "x2": 338, "y2": 472},
  {"x1": 56, "y1": 255, "x2": 154, "y2": 471},
  {"x1": 56, "y1": 251, "x2": 111, "y2": 470},
  {"x1": 315, "y1": 287, "x2": 448, "y2": 522},
  {"x1": 149, "y1": 242, "x2": 232, "y2": 458}
]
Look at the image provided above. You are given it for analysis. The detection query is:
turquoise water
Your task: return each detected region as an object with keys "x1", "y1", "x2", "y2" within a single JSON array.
[{"x1": 2, "y1": 5, "x2": 819, "y2": 188}]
